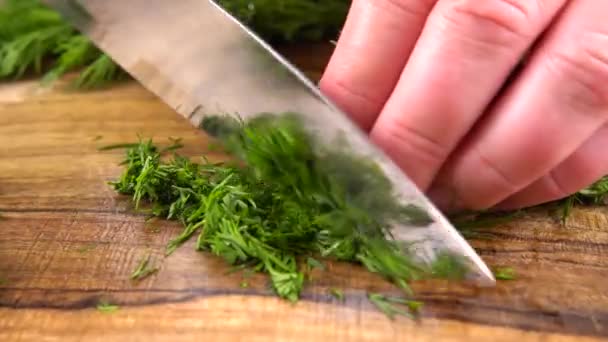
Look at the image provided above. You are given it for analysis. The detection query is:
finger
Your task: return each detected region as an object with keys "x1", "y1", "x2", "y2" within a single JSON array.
[
  {"x1": 497, "y1": 125, "x2": 608, "y2": 210},
  {"x1": 319, "y1": 0, "x2": 437, "y2": 131},
  {"x1": 370, "y1": 0, "x2": 566, "y2": 189},
  {"x1": 428, "y1": 0, "x2": 608, "y2": 212}
]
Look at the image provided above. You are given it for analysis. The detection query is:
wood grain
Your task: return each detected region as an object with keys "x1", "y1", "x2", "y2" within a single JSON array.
[{"x1": 1, "y1": 45, "x2": 608, "y2": 341}]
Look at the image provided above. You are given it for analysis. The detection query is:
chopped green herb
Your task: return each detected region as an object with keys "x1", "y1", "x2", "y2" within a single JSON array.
[
  {"x1": 240, "y1": 280, "x2": 249, "y2": 288},
  {"x1": 130, "y1": 253, "x2": 159, "y2": 281},
  {"x1": 96, "y1": 301, "x2": 119, "y2": 313},
  {"x1": 92, "y1": 135, "x2": 103, "y2": 141},
  {"x1": 108, "y1": 112, "x2": 467, "y2": 309},
  {"x1": 0, "y1": 277, "x2": 7, "y2": 286},
  {"x1": 493, "y1": 267, "x2": 516, "y2": 281},
  {"x1": 329, "y1": 288, "x2": 344, "y2": 301}
]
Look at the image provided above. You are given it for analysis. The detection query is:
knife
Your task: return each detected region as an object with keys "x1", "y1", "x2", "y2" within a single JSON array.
[{"x1": 43, "y1": 0, "x2": 495, "y2": 285}]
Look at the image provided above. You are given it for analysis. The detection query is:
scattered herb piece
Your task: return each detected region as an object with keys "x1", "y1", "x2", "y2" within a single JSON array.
[
  {"x1": 306, "y1": 257, "x2": 325, "y2": 271},
  {"x1": 240, "y1": 281, "x2": 249, "y2": 288},
  {"x1": 130, "y1": 253, "x2": 159, "y2": 281},
  {"x1": 450, "y1": 210, "x2": 524, "y2": 240},
  {"x1": 224, "y1": 262, "x2": 255, "y2": 275},
  {"x1": 92, "y1": 135, "x2": 103, "y2": 141},
  {"x1": 367, "y1": 293, "x2": 421, "y2": 320},
  {"x1": 493, "y1": 267, "x2": 516, "y2": 281},
  {"x1": 577, "y1": 176, "x2": 608, "y2": 203},
  {"x1": 560, "y1": 196, "x2": 577, "y2": 226},
  {"x1": 76, "y1": 243, "x2": 96, "y2": 253},
  {"x1": 97, "y1": 142, "x2": 140, "y2": 151},
  {"x1": 329, "y1": 288, "x2": 344, "y2": 301},
  {"x1": 305, "y1": 256, "x2": 325, "y2": 281},
  {"x1": 162, "y1": 137, "x2": 184, "y2": 153},
  {"x1": 558, "y1": 176, "x2": 608, "y2": 224},
  {"x1": 0, "y1": 277, "x2": 7, "y2": 286},
  {"x1": 96, "y1": 301, "x2": 119, "y2": 313}
]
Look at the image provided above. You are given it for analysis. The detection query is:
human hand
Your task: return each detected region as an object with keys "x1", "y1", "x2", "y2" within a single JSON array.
[{"x1": 320, "y1": 0, "x2": 608, "y2": 213}]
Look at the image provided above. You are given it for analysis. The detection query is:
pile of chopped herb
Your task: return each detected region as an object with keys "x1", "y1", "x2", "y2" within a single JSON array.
[
  {"x1": 107, "y1": 112, "x2": 468, "y2": 312},
  {"x1": 0, "y1": 0, "x2": 350, "y2": 88}
]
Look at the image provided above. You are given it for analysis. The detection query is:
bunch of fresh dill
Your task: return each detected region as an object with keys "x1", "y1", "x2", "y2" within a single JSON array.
[
  {"x1": 108, "y1": 112, "x2": 467, "y2": 310},
  {"x1": 0, "y1": 0, "x2": 350, "y2": 88},
  {"x1": 217, "y1": 0, "x2": 350, "y2": 42},
  {"x1": 0, "y1": 0, "x2": 125, "y2": 88}
]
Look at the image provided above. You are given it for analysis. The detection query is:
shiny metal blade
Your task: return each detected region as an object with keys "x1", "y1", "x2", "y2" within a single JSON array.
[{"x1": 44, "y1": 0, "x2": 495, "y2": 285}]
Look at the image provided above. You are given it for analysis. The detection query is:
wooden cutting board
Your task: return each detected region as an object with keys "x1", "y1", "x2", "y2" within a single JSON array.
[{"x1": 1, "y1": 44, "x2": 607, "y2": 342}]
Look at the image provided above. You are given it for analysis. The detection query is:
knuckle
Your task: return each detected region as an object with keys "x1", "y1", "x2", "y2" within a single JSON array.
[
  {"x1": 544, "y1": 34, "x2": 608, "y2": 114},
  {"x1": 546, "y1": 170, "x2": 574, "y2": 199},
  {"x1": 373, "y1": 0, "x2": 437, "y2": 17},
  {"x1": 379, "y1": 119, "x2": 447, "y2": 168},
  {"x1": 319, "y1": 78, "x2": 384, "y2": 130},
  {"x1": 439, "y1": 0, "x2": 537, "y2": 47},
  {"x1": 472, "y1": 147, "x2": 520, "y2": 194}
]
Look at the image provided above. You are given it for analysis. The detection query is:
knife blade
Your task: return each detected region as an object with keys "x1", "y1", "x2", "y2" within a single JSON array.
[{"x1": 43, "y1": 0, "x2": 495, "y2": 285}]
